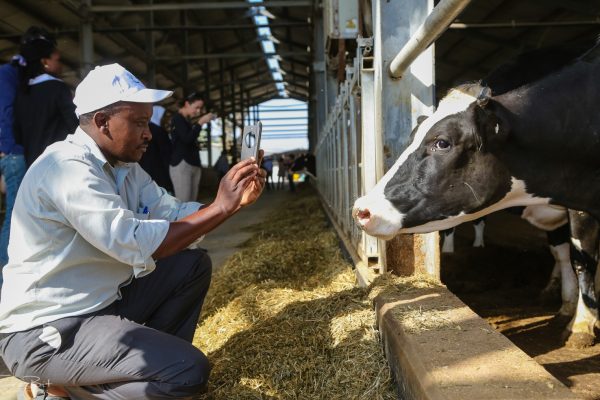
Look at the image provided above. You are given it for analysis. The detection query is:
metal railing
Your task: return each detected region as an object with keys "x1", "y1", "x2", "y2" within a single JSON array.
[{"x1": 315, "y1": 38, "x2": 384, "y2": 282}]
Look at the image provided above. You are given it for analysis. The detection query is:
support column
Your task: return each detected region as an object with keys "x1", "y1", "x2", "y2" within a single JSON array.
[
  {"x1": 230, "y1": 71, "x2": 238, "y2": 163},
  {"x1": 372, "y1": 0, "x2": 438, "y2": 278},
  {"x1": 79, "y1": 0, "x2": 94, "y2": 78},
  {"x1": 219, "y1": 59, "x2": 227, "y2": 153},
  {"x1": 203, "y1": 35, "x2": 212, "y2": 166},
  {"x1": 180, "y1": 10, "x2": 189, "y2": 91}
]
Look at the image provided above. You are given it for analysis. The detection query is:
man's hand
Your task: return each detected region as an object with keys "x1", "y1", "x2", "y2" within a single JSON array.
[
  {"x1": 213, "y1": 157, "x2": 259, "y2": 215},
  {"x1": 240, "y1": 150, "x2": 266, "y2": 207}
]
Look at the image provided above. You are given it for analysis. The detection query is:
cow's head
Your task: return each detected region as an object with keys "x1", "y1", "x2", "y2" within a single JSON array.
[{"x1": 353, "y1": 83, "x2": 544, "y2": 239}]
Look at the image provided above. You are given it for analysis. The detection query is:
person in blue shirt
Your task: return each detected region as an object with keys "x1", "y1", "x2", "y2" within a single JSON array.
[{"x1": 0, "y1": 53, "x2": 27, "y2": 272}]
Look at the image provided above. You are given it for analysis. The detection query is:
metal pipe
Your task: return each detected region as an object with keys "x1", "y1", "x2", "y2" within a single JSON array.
[
  {"x1": 389, "y1": 0, "x2": 472, "y2": 79},
  {"x1": 449, "y1": 19, "x2": 600, "y2": 29},
  {"x1": 91, "y1": 1, "x2": 312, "y2": 12}
]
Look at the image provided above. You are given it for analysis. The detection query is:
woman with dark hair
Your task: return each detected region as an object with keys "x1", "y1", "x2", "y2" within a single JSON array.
[
  {"x1": 13, "y1": 26, "x2": 78, "y2": 167},
  {"x1": 169, "y1": 92, "x2": 214, "y2": 202}
]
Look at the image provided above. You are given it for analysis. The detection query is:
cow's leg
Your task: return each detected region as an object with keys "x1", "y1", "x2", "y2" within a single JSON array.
[
  {"x1": 472, "y1": 218, "x2": 485, "y2": 248},
  {"x1": 541, "y1": 224, "x2": 578, "y2": 318},
  {"x1": 565, "y1": 210, "x2": 599, "y2": 348},
  {"x1": 441, "y1": 228, "x2": 455, "y2": 253}
]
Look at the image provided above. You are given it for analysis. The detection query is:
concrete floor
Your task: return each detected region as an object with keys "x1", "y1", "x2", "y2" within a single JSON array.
[{"x1": 0, "y1": 186, "x2": 293, "y2": 399}]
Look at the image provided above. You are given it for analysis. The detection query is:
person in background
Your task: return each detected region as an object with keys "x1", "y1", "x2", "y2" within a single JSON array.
[
  {"x1": 262, "y1": 155, "x2": 273, "y2": 190},
  {"x1": 286, "y1": 153, "x2": 296, "y2": 193},
  {"x1": 276, "y1": 155, "x2": 286, "y2": 190},
  {"x1": 139, "y1": 105, "x2": 174, "y2": 193},
  {"x1": 0, "y1": 49, "x2": 27, "y2": 272},
  {"x1": 169, "y1": 92, "x2": 214, "y2": 202},
  {"x1": 214, "y1": 149, "x2": 230, "y2": 181},
  {"x1": 13, "y1": 26, "x2": 78, "y2": 167},
  {"x1": 0, "y1": 63, "x2": 266, "y2": 399}
]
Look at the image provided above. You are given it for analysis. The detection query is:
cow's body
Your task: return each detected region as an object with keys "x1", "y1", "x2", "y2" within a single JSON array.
[{"x1": 353, "y1": 41, "x2": 600, "y2": 347}]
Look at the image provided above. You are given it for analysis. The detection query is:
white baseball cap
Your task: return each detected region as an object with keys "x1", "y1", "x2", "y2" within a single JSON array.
[{"x1": 73, "y1": 63, "x2": 172, "y2": 117}]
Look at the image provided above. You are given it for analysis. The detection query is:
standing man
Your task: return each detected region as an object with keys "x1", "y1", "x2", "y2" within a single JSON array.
[{"x1": 0, "y1": 64, "x2": 265, "y2": 399}]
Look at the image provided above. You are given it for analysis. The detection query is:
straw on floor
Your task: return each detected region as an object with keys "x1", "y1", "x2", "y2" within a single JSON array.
[{"x1": 193, "y1": 188, "x2": 400, "y2": 399}]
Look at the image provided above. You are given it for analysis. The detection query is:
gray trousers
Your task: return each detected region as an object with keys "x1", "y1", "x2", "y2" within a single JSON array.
[
  {"x1": 0, "y1": 249, "x2": 212, "y2": 399},
  {"x1": 169, "y1": 160, "x2": 202, "y2": 202}
]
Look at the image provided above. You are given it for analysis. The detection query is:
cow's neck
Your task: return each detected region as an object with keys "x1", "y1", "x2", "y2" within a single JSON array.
[{"x1": 491, "y1": 61, "x2": 600, "y2": 217}]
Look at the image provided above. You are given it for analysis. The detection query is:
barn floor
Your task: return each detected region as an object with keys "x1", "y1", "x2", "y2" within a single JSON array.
[{"x1": 442, "y1": 211, "x2": 600, "y2": 400}]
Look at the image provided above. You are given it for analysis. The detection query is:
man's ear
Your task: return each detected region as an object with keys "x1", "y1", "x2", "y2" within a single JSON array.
[{"x1": 93, "y1": 112, "x2": 109, "y2": 132}]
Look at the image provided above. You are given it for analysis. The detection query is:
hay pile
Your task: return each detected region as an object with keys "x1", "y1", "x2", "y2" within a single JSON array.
[{"x1": 192, "y1": 189, "x2": 397, "y2": 399}]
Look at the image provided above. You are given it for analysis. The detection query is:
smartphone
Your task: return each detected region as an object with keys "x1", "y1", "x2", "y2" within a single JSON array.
[{"x1": 240, "y1": 121, "x2": 262, "y2": 161}]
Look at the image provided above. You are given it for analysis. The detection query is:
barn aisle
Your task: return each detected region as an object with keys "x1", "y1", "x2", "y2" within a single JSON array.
[{"x1": 199, "y1": 187, "x2": 296, "y2": 271}]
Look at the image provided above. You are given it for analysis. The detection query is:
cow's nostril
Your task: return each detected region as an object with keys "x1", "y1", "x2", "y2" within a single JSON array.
[{"x1": 357, "y1": 208, "x2": 371, "y2": 221}]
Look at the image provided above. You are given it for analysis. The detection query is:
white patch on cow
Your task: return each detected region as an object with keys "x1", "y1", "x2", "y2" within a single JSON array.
[
  {"x1": 571, "y1": 238, "x2": 583, "y2": 251},
  {"x1": 396, "y1": 178, "x2": 550, "y2": 234},
  {"x1": 367, "y1": 88, "x2": 478, "y2": 197},
  {"x1": 494, "y1": 123, "x2": 499, "y2": 134},
  {"x1": 441, "y1": 231, "x2": 455, "y2": 253},
  {"x1": 521, "y1": 204, "x2": 568, "y2": 231},
  {"x1": 547, "y1": 243, "x2": 577, "y2": 317},
  {"x1": 353, "y1": 194, "x2": 404, "y2": 239},
  {"x1": 568, "y1": 287, "x2": 598, "y2": 337},
  {"x1": 472, "y1": 220, "x2": 485, "y2": 247}
]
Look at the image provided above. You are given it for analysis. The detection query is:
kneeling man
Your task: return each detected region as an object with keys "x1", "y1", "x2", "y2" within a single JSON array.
[{"x1": 0, "y1": 63, "x2": 265, "y2": 399}]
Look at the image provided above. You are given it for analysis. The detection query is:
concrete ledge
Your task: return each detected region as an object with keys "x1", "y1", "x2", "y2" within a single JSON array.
[{"x1": 375, "y1": 284, "x2": 580, "y2": 400}]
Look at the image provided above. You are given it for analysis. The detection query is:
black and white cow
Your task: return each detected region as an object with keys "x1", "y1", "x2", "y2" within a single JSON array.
[{"x1": 353, "y1": 42, "x2": 600, "y2": 347}]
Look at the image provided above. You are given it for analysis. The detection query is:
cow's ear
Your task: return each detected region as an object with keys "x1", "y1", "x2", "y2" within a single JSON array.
[
  {"x1": 476, "y1": 86, "x2": 492, "y2": 108},
  {"x1": 473, "y1": 102, "x2": 509, "y2": 151},
  {"x1": 416, "y1": 115, "x2": 428, "y2": 125}
]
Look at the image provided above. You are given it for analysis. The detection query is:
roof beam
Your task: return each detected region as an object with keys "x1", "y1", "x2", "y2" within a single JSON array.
[
  {"x1": 155, "y1": 51, "x2": 309, "y2": 61},
  {"x1": 90, "y1": 1, "x2": 312, "y2": 13}
]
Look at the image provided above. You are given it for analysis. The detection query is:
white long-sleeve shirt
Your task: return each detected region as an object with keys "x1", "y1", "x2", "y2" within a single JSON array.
[{"x1": 0, "y1": 127, "x2": 202, "y2": 333}]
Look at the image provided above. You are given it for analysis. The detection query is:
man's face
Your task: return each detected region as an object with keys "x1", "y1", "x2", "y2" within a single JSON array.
[{"x1": 104, "y1": 102, "x2": 153, "y2": 163}]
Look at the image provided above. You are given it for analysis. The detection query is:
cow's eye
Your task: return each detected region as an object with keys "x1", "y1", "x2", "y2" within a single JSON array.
[{"x1": 432, "y1": 138, "x2": 451, "y2": 151}]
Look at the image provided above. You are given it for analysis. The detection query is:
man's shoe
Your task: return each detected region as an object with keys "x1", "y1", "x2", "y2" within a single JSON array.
[{"x1": 18, "y1": 383, "x2": 70, "y2": 400}]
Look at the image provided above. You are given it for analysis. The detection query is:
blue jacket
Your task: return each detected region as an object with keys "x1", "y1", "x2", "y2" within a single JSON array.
[{"x1": 0, "y1": 62, "x2": 24, "y2": 155}]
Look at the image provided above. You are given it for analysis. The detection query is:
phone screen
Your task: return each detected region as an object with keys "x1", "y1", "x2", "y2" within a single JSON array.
[{"x1": 240, "y1": 121, "x2": 262, "y2": 161}]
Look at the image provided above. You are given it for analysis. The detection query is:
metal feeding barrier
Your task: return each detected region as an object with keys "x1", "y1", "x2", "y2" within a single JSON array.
[
  {"x1": 314, "y1": 38, "x2": 384, "y2": 285},
  {"x1": 313, "y1": 0, "x2": 470, "y2": 284}
]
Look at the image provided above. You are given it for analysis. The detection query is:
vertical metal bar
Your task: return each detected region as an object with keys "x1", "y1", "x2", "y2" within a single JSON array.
[
  {"x1": 180, "y1": 11, "x2": 189, "y2": 90},
  {"x1": 348, "y1": 79, "x2": 360, "y2": 245},
  {"x1": 80, "y1": 0, "x2": 94, "y2": 78},
  {"x1": 230, "y1": 71, "x2": 237, "y2": 163},
  {"x1": 144, "y1": 0, "x2": 156, "y2": 86},
  {"x1": 360, "y1": 53, "x2": 380, "y2": 263},
  {"x1": 240, "y1": 84, "x2": 245, "y2": 133},
  {"x1": 219, "y1": 59, "x2": 226, "y2": 152},
  {"x1": 373, "y1": 0, "x2": 438, "y2": 278},
  {"x1": 340, "y1": 92, "x2": 349, "y2": 234},
  {"x1": 203, "y1": 35, "x2": 212, "y2": 166}
]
